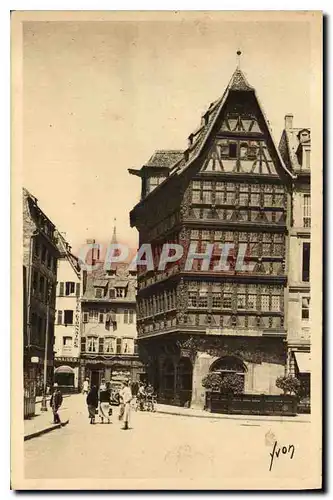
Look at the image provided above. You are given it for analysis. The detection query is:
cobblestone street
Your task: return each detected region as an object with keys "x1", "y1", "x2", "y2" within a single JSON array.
[{"x1": 25, "y1": 395, "x2": 314, "y2": 484}]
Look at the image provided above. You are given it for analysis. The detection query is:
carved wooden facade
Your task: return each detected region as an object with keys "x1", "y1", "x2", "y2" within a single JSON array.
[{"x1": 129, "y1": 67, "x2": 295, "y2": 402}]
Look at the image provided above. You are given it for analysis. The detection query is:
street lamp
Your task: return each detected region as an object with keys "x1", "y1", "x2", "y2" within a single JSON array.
[{"x1": 41, "y1": 282, "x2": 53, "y2": 412}]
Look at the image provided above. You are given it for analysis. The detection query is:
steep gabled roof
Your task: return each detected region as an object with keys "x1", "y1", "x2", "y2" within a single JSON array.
[
  {"x1": 145, "y1": 150, "x2": 183, "y2": 169},
  {"x1": 56, "y1": 230, "x2": 80, "y2": 278},
  {"x1": 175, "y1": 67, "x2": 295, "y2": 179},
  {"x1": 130, "y1": 66, "x2": 296, "y2": 216},
  {"x1": 227, "y1": 67, "x2": 254, "y2": 91}
]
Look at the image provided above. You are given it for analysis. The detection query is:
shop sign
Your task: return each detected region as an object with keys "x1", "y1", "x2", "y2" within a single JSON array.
[
  {"x1": 206, "y1": 328, "x2": 262, "y2": 337},
  {"x1": 74, "y1": 297, "x2": 80, "y2": 348}
]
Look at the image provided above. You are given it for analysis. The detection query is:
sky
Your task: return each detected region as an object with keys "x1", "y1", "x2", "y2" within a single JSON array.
[{"x1": 22, "y1": 13, "x2": 312, "y2": 254}]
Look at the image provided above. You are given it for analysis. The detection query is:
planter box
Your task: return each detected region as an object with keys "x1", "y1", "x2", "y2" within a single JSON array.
[
  {"x1": 297, "y1": 397, "x2": 311, "y2": 414},
  {"x1": 205, "y1": 392, "x2": 298, "y2": 416}
]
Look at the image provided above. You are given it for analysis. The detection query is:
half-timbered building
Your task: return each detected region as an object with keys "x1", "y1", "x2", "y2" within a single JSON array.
[
  {"x1": 129, "y1": 67, "x2": 295, "y2": 408},
  {"x1": 79, "y1": 230, "x2": 145, "y2": 389}
]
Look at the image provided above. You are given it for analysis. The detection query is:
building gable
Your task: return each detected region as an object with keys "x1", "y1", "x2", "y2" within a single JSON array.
[{"x1": 196, "y1": 86, "x2": 288, "y2": 179}]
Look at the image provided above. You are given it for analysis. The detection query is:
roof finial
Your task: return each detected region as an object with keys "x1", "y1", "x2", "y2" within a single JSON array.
[{"x1": 237, "y1": 50, "x2": 242, "y2": 68}]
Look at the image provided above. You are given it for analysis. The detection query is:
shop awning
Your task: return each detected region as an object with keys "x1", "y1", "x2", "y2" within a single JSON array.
[
  {"x1": 294, "y1": 352, "x2": 311, "y2": 374},
  {"x1": 54, "y1": 365, "x2": 75, "y2": 374}
]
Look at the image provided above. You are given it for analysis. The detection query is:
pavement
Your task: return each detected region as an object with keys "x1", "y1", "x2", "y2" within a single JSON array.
[
  {"x1": 24, "y1": 393, "x2": 316, "y2": 486},
  {"x1": 156, "y1": 404, "x2": 311, "y2": 423},
  {"x1": 24, "y1": 396, "x2": 70, "y2": 441},
  {"x1": 24, "y1": 394, "x2": 310, "y2": 441}
]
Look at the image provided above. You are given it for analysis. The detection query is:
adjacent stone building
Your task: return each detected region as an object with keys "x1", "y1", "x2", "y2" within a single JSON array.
[
  {"x1": 79, "y1": 230, "x2": 144, "y2": 389},
  {"x1": 23, "y1": 188, "x2": 60, "y2": 396},
  {"x1": 53, "y1": 232, "x2": 81, "y2": 391},
  {"x1": 129, "y1": 67, "x2": 296, "y2": 408},
  {"x1": 279, "y1": 116, "x2": 311, "y2": 397}
]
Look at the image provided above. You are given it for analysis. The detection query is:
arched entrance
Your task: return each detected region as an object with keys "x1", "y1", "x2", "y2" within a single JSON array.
[
  {"x1": 54, "y1": 365, "x2": 75, "y2": 388},
  {"x1": 177, "y1": 357, "x2": 193, "y2": 406},
  {"x1": 210, "y1": 356, "x2": 247, "y2": 393},
  {"x1": 162, "y1": 358, "x2": 175, "y2": 391}
]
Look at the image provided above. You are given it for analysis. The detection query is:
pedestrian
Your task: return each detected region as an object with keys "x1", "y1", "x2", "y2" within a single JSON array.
[
  {"x1": 82, "y1": 378, "x2": 89, "y2": 395},
  {"x1": 119, "y1": 379, "x2": 132, "y2": 430},
  {"x1": 50, "y1": 383, "x2": 63, "y2": 424},
  {"x1": 98, "y1": 379, "x2": 112, "y2": 424},
  {"x1": 86, "y1": 385, "x2": 98, "y2": 424},
  {"x1": 137, "y1": 382, "x2": 146, "y2": 411}
]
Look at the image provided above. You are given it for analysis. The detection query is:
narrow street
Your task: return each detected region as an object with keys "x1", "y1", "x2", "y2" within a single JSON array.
[{"x1": 25, "y1": 395, "x2": 313, "y2": 482}]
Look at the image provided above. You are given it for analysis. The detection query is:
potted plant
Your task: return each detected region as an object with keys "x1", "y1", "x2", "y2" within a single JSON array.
[
  {"x1": 275, "y1": 375, "x2": 301, "y2": 395},
  {"x1": 202, "y1": 372, "x2": 223, "y2": 392},
  {"x1": 220, "y1": 373, "x2": 244, "y2": 395}
]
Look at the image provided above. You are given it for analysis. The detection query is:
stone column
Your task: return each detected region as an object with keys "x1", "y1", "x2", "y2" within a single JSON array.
[{"x1": 191, "y1": 351, "x2": 214, "y2": 409}]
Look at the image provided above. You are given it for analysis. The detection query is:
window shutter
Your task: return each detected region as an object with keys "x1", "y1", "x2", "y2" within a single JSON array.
[
  {"x1": 116, "y1": 338, "x2": 122, "y2": 354},
  {"x1": 99, "y1": 337, "x2": 104, "y2": 353},
  {"x1": 83, "y1": 312, "x2": 89, "y2": 323},
  {"x1": 59, "y1": 282, "x2": 64, "y2": 296},
  {"x1": 76, "y1": 283, "x2": 80, "y2": 297},
  {"x1": 124, "y1": 310, "x2": 129, "y2": 324},
  {"x1": 134, "y1": 339, "x2": 138, "y2": 355},
  {"x1": 129, "y1": 310, "x2": 134, "y2": 323},
  {"x1": 57, "y1": 310, "x2": 62, "y2": 324},
  {"x1": 81, "y1": 337, "x2": 86, "y2": 353}
]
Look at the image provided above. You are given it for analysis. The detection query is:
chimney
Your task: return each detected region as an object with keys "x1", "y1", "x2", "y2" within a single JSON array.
[{"x1": 284, "y1": 114, "x2": 293, "y2": 130}]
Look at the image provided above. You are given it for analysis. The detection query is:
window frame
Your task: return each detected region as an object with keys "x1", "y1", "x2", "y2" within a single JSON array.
[{"x1": 64, "y1": 309, "x2": 74, "y2": 325}]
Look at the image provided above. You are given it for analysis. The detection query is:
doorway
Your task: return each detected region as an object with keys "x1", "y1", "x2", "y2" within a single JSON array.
[
  {"x1": 177, "y1": 358, "x2": 193, "y2": 406},
  {"x1": 90, "y1": 370, "x2": 101, "y2": 388}
]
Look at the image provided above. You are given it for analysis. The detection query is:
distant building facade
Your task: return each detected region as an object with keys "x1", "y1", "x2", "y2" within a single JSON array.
[
  {"x1": 53, "y1": 232, "x2": 81, "y2": 391},
  {"x1": 130, "y1": 68, "x2": 296, "y2": 408},
  {"x1": 279, "y1": 116, "x2": 311, "y2": 397},
  {"x1": 79, "y1": 232, "x2": 144, "y2": 389},
  {"x1": 23, "y1": 188, "x2": 59, "y2": 396}
]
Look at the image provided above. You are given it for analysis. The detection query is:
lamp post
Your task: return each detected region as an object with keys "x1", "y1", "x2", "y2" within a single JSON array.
[{"x1": 41, "y1": 282, "x2": 53, "y2": 412}]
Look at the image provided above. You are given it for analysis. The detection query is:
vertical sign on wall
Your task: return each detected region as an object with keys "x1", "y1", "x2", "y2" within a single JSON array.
[{"x1": 74, "y1": 296, "x2": 81, "y2": 348}]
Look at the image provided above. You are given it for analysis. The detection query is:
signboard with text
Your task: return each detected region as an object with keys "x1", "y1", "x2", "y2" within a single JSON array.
[{"x1": 206, "y1": 328, "x2": 262, "y2": 337}]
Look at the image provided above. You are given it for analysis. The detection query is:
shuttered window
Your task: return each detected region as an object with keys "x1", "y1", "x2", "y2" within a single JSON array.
[
  {"x1": 116, "y1": 338, "x2": 122, "y2": 354},
  {"x1": 57, "y1": 310, "x2": 62, "y2": 324}
]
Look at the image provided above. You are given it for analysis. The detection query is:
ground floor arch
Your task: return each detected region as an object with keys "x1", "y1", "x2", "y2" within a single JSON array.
[
  {"x1": 54, "y1": 365, "x2": 75, "y2": 387},
  {"x1": 209, "y1": 355, "x2": 247, "y2": 393}
]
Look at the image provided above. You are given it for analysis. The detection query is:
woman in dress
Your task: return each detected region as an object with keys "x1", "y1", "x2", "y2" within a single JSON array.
[
  {"x1": 86, "y1": 385, "x2": 98, "y2": 424},
  {"x1": 119, "y1": 379, "x2": 132, "y2": 430},
  {"x1": 98, "y1": 379, "x2": 111, "y2": 424}
]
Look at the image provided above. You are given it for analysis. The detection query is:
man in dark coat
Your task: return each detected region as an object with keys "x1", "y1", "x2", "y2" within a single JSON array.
[{"x1": 50, "y1": 383, "x2": 63, "y2": 424}]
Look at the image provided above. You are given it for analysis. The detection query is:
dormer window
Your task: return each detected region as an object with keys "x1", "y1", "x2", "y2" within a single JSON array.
[
  {"x1": 116, "y1": 287, "x2": 126, "y2": 298},
  {"x1": 147, "y1": 176, "x2": 164, "y2": 194},
  {"x1": 303, "y1": 149, "x2": 310, "y2": 169},
  {"x1": 95, "y1": 288, "x2": 103, "y2": 299},
  {"x1": 298, "y1": 129, "x2": 310, "y2": 143}
]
